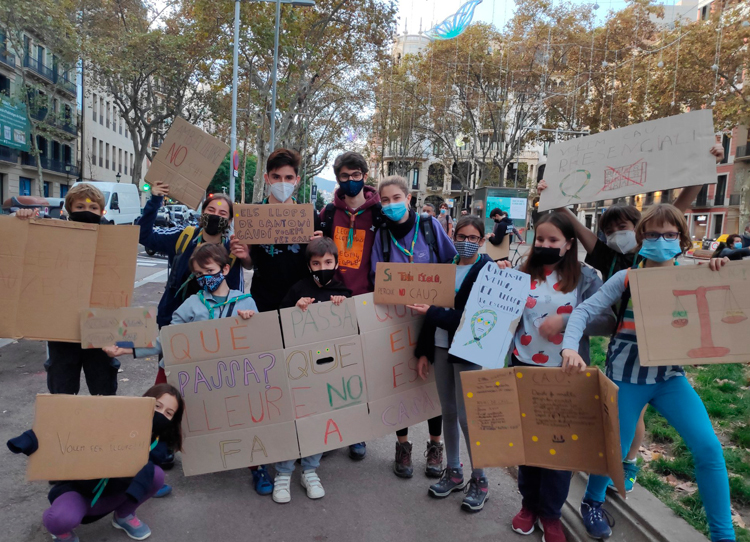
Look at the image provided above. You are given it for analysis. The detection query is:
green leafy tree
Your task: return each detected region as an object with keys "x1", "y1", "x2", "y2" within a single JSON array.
[{"x1": 207, "y1": 152, "x2": 256, "y2": 200}]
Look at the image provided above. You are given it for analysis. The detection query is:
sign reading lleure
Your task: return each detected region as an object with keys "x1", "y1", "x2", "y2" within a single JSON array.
[{"x1": 0, "y1": 97, "x2": 30, "y2": 152}]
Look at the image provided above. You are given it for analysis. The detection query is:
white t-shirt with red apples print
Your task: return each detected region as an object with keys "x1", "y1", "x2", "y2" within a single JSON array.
[{"x1": 513, "y1": 269, "x2": 578, "y2": 367}]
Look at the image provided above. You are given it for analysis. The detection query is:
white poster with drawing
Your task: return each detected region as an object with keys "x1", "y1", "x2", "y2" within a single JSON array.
[
  {"x1": 538, "y1": 110, "x2": 716, "y2": 212},
  {"x1": 449, "y1": 263, "x2": 529, "y2": 369}
]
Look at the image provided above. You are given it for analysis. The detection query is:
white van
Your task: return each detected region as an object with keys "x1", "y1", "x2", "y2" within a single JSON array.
[{"x1": 73, "y1": 181, "x2": 141, "y2": 225}]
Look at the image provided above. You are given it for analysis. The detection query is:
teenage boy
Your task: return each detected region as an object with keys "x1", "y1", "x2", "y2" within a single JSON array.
[
  {"x1": 437, "y1": 202, "x2": 453, "y2": 237},
  {"x1": 487, "y1": 208, "x2": 524, "y2": 247}
]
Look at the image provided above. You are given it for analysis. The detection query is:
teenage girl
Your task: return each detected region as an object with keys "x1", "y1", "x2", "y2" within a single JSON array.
[
  {"x1": 408, "y1": 215, "x2": 492, "y2": 513},
  {"x1": 504, "y1": 212, "x2": 614, "y2": 542},
  {"x1": 561, "y1": 204, "x2": 735, "y2": 542},
  {"x1": 7, "y1": 384, "x2": 184, "y2": 542}
]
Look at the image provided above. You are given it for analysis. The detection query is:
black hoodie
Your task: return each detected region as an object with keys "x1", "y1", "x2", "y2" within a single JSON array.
[{"x1": 280, "y1": 274, "x2": 353, "y2": 309}]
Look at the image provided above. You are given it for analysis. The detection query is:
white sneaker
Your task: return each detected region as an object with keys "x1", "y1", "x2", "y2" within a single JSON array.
[
  {"x1": 273, "y1": 474, "x2": 291, "y2": 504},
  {"x1": 301, "y1": 470, "x2": 325, "y2": 499}
]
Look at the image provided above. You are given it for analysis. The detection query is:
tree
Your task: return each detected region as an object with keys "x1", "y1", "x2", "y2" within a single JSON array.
[
  {"x1": 207, "y1": 151, "x2": 256, "y2": 199},
  {"x1": 315, "y1": 190, "x2": 325, "y2": 211}
]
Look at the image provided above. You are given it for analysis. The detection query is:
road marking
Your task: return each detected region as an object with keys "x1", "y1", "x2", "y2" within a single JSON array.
[{"x1": 134, "y1": 268, "x2": 168, "y2": 289}]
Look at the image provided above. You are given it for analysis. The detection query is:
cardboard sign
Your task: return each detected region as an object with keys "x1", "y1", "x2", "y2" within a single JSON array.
[
  {"x1": 144, "y1": 117, "x2": 229, "y2": 210},
  {"x1": 461, "y1": 367, "x2": 625, "y2": 494},
  {"x1": 233, "y1": 203, "x2": 315, "y2": 245},
  {"x1": 539, "y1": 110, "x2": 716, "y2": 211},
  {"x1": 27, "y1": 395, "x2": 155, "y2": 481},
  {"x1": 374, "y1": 262, "x2": 456, "y2": 308},
  {"x1": 450, "y1": 263, "x2": 529, "y2": 368},
  {"x1": 279, "y1": 297, "x2": 358, "y2": 348},
  {"x1": 485, "y1": 235, "x2": 510, "y2": 261},
  {"x1": 0, "y1": 218, "x2": 138, "y2": 342},
  {"x1": 629, "y1": 261, "x2": 750, "y2": 366},
  {"x1": 353, "y1": 293, "x2": 423, "y2": 333},
  {"x1": 80, "y1": 307, "x2": 157, "y2": 349}
]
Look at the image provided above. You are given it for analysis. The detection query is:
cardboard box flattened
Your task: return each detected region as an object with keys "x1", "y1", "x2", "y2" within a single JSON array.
[
  {"x1": 279, "y1": 298, "x2": 359, "y2": 348},
  {"x1": 296, "y1": 403, "x2": 371, "y2": 457},
  {"x1": 0, "y1": 216, "x2": 29, "y2": 338},
  {"x1": 353, "y1": 293, "x2": 423, "y2": 333}
]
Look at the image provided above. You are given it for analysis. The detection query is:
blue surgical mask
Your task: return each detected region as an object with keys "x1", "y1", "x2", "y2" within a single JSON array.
[
  {"x1": 734, "y1": 242, "x2": 743, "y2": 250},
  {"x1": 638, "y1": 237, "x2": 681, "y2": 263},
  {"x1": 382, "y1": 201, "x2": 408, "y2": 222},
  {"x1": 197, "y1": 272, "x2": 225, "y2": 293}
]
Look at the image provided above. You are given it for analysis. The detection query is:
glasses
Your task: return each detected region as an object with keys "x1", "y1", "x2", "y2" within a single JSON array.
[
  {"x1": 338, "y1": 172, "x2": 363, "y2": 182},
  {"x1": 643, "y1": 231, "x2": 680, "y2": 241},
  {"x1": 456, "y1": 234, "x2": 481, "y2": 243}
]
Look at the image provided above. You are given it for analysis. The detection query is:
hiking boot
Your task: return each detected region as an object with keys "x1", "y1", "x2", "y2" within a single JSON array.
[
  {"x1": 394, "y1": 441, "x2": 413, "y2": 478},
  {"x1": 608, "y1": 460, "x2": 639, "y2": 493},
  {"x1": 461, "y1": 476, "x2": 489, "y2": 512},
  {"x1": 252, "y1": 465, "x2": 274, "y2": 496},
  {"x1": 51, "y1": 533, "x2": 79, "y2": 542},
  {"x1": 112, "y1": 513, "x2": 151, "y2": 540},
  {"x1": 349, "y1": 442, "x2": 366, "y2": 460},
  {"x1": 511, "y1": 507, "x2": 537, "y2": 535},
  {"x1": 424, "y1": 440, "x2": 444, "y2": 478},
  {"x1": 301, "y1": 469, "x2": 325, "y2": 499},
  {"x1": 580, "y1": 499, "x2": 614, "y2": 539},
  {"x1": 272, "y1": 473, "x2": 292, "y2": 504},
  {"x1": 538, "y1": 517, "x2": 567, "y2": 542},
  {"x1": 428, "y1": 467, "x2": 466, "y2": 498}
]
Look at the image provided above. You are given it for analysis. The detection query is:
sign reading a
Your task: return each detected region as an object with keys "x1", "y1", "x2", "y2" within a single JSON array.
[
  {"x1": 80, "y1": 307, "x2": 157, "y2": 349},
  {"x1": 374, "y1": 263, "x2": 456, "y2": 308},
  {"x1": 233, "y1": 204, "x2": 315, "y2": 245}
]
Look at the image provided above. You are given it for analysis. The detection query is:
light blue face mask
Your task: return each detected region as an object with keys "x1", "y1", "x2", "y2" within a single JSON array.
[
  {"x1": 734, "y1": 242, "x2": 743, "y2": 250},
  {"x1": 382, "y1": 201, "x2": 408, "y2": 222},
  {"x1": 638, "y1": 237, "x2": 682, "y2": 262}
]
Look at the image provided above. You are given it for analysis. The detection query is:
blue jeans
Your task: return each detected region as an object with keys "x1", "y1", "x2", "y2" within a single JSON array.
[
  {"x1": 275, "y1": 454, "x2": 323, "y2": 474},
  {"x1": 584, "y1": 377, "x2": 734, "y2": 542}
]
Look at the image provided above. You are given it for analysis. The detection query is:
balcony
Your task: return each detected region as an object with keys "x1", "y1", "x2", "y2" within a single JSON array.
[
  {"x1": 737, "y1": 145, "x2": 750, "y2": 162},
  {"x1": 57, "y1": 74, "x2": 76, "y2": 96},
  {"x1": 0, "y1": 50, "x2": 14, "y2": 69},
  {"x1": 23, "y1": 55, "x2": 54, "y2": 82},
  {"x1": 695, "y1": 194, "x2": 709, "y2": 207},
  {"x1": 21, "y1": 153, "x2": 78, "y2": 175},
  {"x1": 0, "y1": 144, "x2": 19, "y2": 163},
  {"x1": 730, "y1": 194, "x2": 741, "y2": 206}
]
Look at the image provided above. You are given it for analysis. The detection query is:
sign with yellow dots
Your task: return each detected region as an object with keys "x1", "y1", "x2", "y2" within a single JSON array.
[{"x1": 461, "y1": 367, "x2": 625, "y2": 494}]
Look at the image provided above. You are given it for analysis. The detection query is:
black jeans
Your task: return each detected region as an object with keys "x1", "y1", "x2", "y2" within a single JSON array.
[
  {"x1": 518, "y1": 466, "x2": 573, "y2": 519},
  {"x1": 396, "y1": 415, "x2": 442, "y2": 438},
  {"x1": 45, "y1": 342, "x2": 119, "y2": 396}
]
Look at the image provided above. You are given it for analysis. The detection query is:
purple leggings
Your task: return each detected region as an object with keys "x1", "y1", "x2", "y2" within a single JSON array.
[{"x1": 43, "y1": 467, "x2": 165, "y2": 536}]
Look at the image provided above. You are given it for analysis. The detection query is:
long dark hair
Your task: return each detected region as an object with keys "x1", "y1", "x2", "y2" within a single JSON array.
[
  {"x1": 521, "y1": 212, "x2": 580, "y2": 293},
  {"x1": 143, "y1": 384, "x2": 184, "y2": 452}
]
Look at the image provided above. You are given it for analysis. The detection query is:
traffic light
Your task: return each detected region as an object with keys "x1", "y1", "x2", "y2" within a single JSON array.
[{"x1": 142, "y1": 182, "x2": 151, "y2": 192}]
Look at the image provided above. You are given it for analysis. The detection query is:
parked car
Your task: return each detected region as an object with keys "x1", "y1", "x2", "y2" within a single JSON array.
[
  {"x1": 1, "y1": 196, "x2": 50, "y2": 215},
  {"x1": 72, "y1": 181, "x2": 141, "y2": 224}
]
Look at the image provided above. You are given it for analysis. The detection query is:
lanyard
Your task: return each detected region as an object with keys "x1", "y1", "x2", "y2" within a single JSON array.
[
  {"x1": 608, "y1": 252, "x2": 640, "y2": 280},
  {"x1": 91, "y1": 439, "x2": 159, "y2": 506},
  {"x1": 389, "y1": 213, "x2": 420, "y2": 263},
  {"x1": 344, "y1": 209, "x2": 364, "y2": 249},
  {"x1": 198, "y1": 291, "x2": 252, "y2": 319}
]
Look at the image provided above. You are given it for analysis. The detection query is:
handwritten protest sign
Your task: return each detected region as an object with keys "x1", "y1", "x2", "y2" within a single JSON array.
[
  {"x1": 144, "y1": 117, "x2": 229, "y2": 210},
  {"x1": 233, "y1": 203, "x2": 315, "y2": 245},
  {"x1": 539, "y1": 110, "x2": 716, "y2": 211},
  {"x1": 27, "y1": 395, "x2": 154, "y2": 481},
  {"x1": 80, "y1": 307, "x2": 157, "y2": 349},
  {"x1": 485, "y1": 235, "x2": 510, "y2": 262},
  {"x1": 0, "y1": 218, "x2": 138, "y2": 342},
  {"x1": 629, "y1": 261, "x2": 750, "y2": 366},
  {"x1": 450, "y1": 263, "x2": 529, "y2": 368},
  {"x1": 278, "y1": 298, "x2": 358, "y2": 348},
  {"x1": 374, "y1": 263, "x2": 456, "y2": 308},
  {"x1": 461, "y1": 367, "x2": 624, "y2": 494}
]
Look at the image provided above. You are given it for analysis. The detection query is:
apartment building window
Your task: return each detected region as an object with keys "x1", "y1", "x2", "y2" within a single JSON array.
[
  {"x1": 92, "y1": 93, "x2": 98, "y2": 121},
  {"x1": 99, "y1": 97, "x2": 103, "y2": 125},
  {"x1": 106, "y1": 101, "x2": 110, "y2": 128},
  {"x1": 20, "y1": 177, "x2": 31, "y2": 196},
  {"x1": 130, "y1": 154, "x2": 134, "y2": 175},
  {"x1": 118, "y1": 149, "x2": 122, "y2": 173},
  {"x1": 119, "y1": 115, "x2": 122, "y2": 135},
  {"x1": 721, "y1": 134, "x2": 730, "y2": 164},
  {"x1": 0, "y1": 74, "x2": 9, "y2": 96},
  {"x1": 99, "y1": 140, "x2": 103, "y2": 167},
  {"x1": 124, "y1": 154, "x2": 128, "y2": 175},
  {"x1": 60, "y1": 184, "x2": 69, "y2": 197},
  {"x1": 112, "y1": 106, "x2": 117, "y2": 132},
  {"x1": 715, "y1": 174, "x2": 727, "y2": 206},
  {"x1": 713, "y1": 214, "x2": 723, "y2": 237},
  {"x1": 43, "y1": 181, "x2": 51, "y2": 197},
  {"x1": 92, "y1": 137, "x2": 97, "y2": 165},
  {"x1": 106, "y1": 143, "x2": 109, "y2": 170}
]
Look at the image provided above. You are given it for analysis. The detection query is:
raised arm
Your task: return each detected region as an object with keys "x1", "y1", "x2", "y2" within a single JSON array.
[{"x1": 673, "y1": 143, "x2": 725, "y2": 212}]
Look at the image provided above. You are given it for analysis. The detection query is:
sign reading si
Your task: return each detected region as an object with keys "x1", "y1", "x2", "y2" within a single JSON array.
[
  {"x1": 233, "y1": 204, "x2": 315, "y2": 245},
  {"x1": 374, "y1": 262, "x2": 456, "y2": 308}
]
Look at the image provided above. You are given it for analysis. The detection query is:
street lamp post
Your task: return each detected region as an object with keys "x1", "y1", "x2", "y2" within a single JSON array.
[{"x1": 116, "y1": 172, "x2": 121, "y2": 183}]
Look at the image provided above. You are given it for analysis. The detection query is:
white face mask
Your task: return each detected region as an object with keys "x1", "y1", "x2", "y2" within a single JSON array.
[
  {"x1": 269, "y1": 181, "x2": 296, "y2": 203},
  {"x1": 606, "y1": 230, "x2": 638, "y2": 254}
]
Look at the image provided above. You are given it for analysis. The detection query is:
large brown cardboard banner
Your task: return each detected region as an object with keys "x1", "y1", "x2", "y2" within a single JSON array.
[
  {"x1": 461, "y1": 367, "x2": 625, "y2": 494},
  {"x1": 143, "y1": 117, "x2": 229, "y2": 210},
  {"x1": 80, "y1": 307, "x2": 157, "y2": 349},
  {"x1": 233, "y1": 203, "x2": 315, "y2": 245},
  {"x1": 296, "y1": 403, "x2": 372, "y2": 457},
  {"x1": 353, "y1": 292, "x2": 423, "y2": 333},
  {"x1": 374, "y1": 262, "x2": 456, "y2": 308},
  {"x1": 91, "y1": 226, "x2": 140, "y2": 308},
  {"x1": 27, "y1": 395, "x2": 154, "y2": 481},
  {"x1": 485, "y1": 235, "x2": 510, "y2": 261},
  {"x1": 629, "y1": 261, "x2": 750, "y2": 366}
]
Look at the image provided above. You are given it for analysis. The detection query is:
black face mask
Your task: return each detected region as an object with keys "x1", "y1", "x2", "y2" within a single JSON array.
[
  {"x1": 311, "y1": 268, "x2": 336, "y2": 287},
  {"x1": 531, "y1": 246, "x2": 565, "y2": 266},
  {"x1": 200, "y1": 213, "x2": 229, "y2": 236},
  {"x1": 69, "y1": 211, "x2": 102, "y2": 224},
  {"x1": 152, "y1": 411, "x2": 172, "y2": 439}
]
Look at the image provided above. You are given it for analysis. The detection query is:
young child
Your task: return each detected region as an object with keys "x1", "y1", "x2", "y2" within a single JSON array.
[
  {"x1": 561, "y1": 204, "x2": 735, "y2": 542},
  {"x1": 505, "y1": 212, "x2": 614, "y2": 542},
  {"x1": 408, "y1": 215, "x2": 492, "y2": 513},
  {"x1": 7, "y1": 383, "x2": 184, "y2": 542},
  {"x1": 371, "y1": 175, "x2": 458, "y2": 478}
]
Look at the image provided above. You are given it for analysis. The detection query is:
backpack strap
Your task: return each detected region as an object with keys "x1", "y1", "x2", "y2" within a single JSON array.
[
  {"x1": 320, "y1": 203, "x2": 336, "y2": 238},
  {"x1": 175, "y1": 226, "x2": 196, "y2": 255},
  {"x1": 380, "y1": 226, "x2": 391, "y2": 262},
  {"x1": 612, "y1": 269, "x2": 633, "y2": 337},
  {"x1": 420, "y1": 217, "x2": 439, "y2": 262}
]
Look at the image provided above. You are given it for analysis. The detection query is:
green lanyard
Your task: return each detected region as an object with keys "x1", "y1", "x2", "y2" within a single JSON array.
[
  {"x1": 344, "y1": 209, "x2": 364, "y2": 249},
  {"x1": 91, "y1": 439, "x2": 159, "y2": 506},
  {"x1": 198, "y1": 291, "x2": 253, "y2": 319},
  {"x1": 608, "y1": 252, "x2": 640, "y2": 280},
  {"x1": 389, "y1": 214, "x2": 421, "y2": 263}
]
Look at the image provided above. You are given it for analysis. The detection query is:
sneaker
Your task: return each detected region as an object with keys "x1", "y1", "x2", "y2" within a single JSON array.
[
  {"x1": 608, "y1": 460, "x2": 638, "y2": 493},
  {"x1": 538, "y1": 517, "x2": 567, "y2": 542},
  {"x1": 461, "y1": 476, "x2": 489, "y2": 512},
  {"x1": 272, "y1": 473, "x2": 292, "y2": 504},
  {"x1": 394, "y1": 441, "x2": 414, "y2": 478},
  {"x1": 580, "y1": 499, "x2": 614, "y2": 539},
  {"x1": 428, "y1": 467, "x2": 466, "y2": 498},
  {"x1": 253, "y1": 465, "x2": 274, "y2": 496},
  {"x1": 301, "y1": 469, "x2": 325, "y2": 499},
  {"x1": 424, "y1": 441, "x2": 444, "y2": 478},
  {"x1": 51, "y1": 533, "x2": 79, "y2": 542},
  {"x1": 349, "y1": 442, "x2": 366, "y2": 460},
  {"x1": 153, "y1": 484, "x2": 172, "y2": 498},
  {"x1": 112, "y1": 513, "x2": 152, "y2": 540},
  {"x1": 511, "y1": 507, "x2": 537, "y2": 535}
]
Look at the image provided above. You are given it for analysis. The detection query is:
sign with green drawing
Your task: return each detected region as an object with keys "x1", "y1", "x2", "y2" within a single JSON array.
[{"x1": 0, "y1": 97, "x2": 30, "y2": 152}]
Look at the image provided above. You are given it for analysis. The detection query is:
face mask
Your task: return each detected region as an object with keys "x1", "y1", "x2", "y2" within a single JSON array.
[
  {"x1": 606, "y1": 230, "x2": 638, "y2": 254},
  {"x1": 531, "y1": 246, "x2": 564, "y2": 266},
  {"x1": 69, "y1": 211, "x2": 102, "y2": 224},
  {"x1": 269, "y1": 181, "x2": 296, "y2": 203},
  {"x1": 200, "y1": 213, "x2": 229, "y2": 236},
  {"x1": 311, "y1": 268, "x2": 336, "y2": 287},
  {"x1": 454, "y1": 240, "x2": 480, "y2": 259},
  {"x1": 340, "y1": 180, "x2": 364, "y2": 198},
  {"x1": 734, "y1": 242, "x2": 743, "y2": 250},
  {"x1": 382, "y1": 201, "x2": 408, "y2": 222},
  {"x1": 639, "y1": 237, "x2": 681, "y2": 262},
  {"x1": 197, "y1": 271, "x2": 225, "y2": 293},
  {"x1": 152, "y1": 411, "x2": 172, "y2": 438},
  {"x1": 440, "y1": 209, "x2": 447, "y2": 215}
]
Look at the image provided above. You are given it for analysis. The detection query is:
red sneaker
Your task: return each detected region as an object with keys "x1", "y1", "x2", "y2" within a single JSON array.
[
  {"x1": 511, "y1": 507, "x2": 537, "y2": 535},
  {"x1": 538, "y1": 517, "x2": 567, "y2": 542}
]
